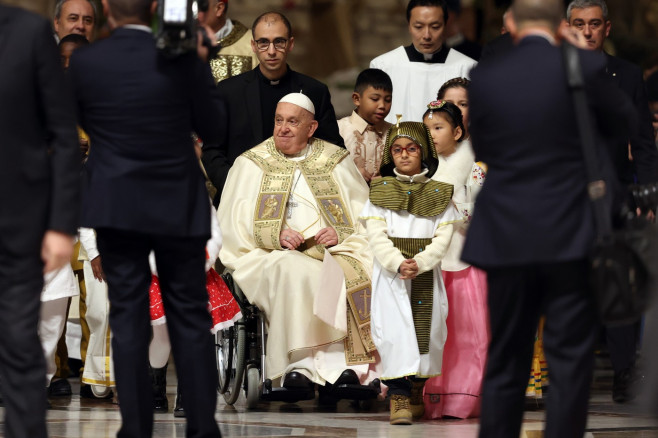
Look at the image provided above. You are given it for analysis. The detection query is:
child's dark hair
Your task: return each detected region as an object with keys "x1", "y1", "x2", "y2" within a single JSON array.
[
  {"x1": 423, "y1": 100, "x2": 465, "y2": 142},
  {"x1": 59, "y1": 33, "x2": 90, "y2": 47},
  {"x1": 354, "y1": 68, "x2": 393, "y2": 94},
  {"x1": 406, "y1": 0, "x2": 448, "y2": 22},
  {"x1": 436, "y1": 77, "x2": 470, "y2": 100}
]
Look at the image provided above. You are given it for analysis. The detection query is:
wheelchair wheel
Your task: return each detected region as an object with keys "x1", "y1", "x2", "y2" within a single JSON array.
[
  {"x1": 215, "y1": 324, "x2": 246, "y2": 405},
  {"x1": 245, "y1": 366, "x2": 260, "y2": 409}
]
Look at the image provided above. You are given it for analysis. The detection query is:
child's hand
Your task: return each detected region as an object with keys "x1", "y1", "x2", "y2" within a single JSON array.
[{"x1": 398, "y1": 259, "x2": 419, "y2": 280}]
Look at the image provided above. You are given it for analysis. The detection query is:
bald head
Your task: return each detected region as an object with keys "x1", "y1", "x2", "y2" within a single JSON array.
[
  {"x1": 252, "y1": 11, "x2": 292, "y2": 39},
  {"x1": 511, "y1": 0, "x2": 563, "y2": 32},
  {"x1": 104, "y1": 0, "x2": 153, "y2": 25}
]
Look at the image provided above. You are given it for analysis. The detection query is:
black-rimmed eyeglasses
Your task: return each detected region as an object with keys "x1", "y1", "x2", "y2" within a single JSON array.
[{"x1": 255, "y1": 38, "x2": 288, "y2": 52}]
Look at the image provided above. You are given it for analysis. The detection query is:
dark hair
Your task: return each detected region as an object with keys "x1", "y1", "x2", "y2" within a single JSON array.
[
  {"x1": 437, "y1": 77, "x2": 470, "y2": 100},
  {"x1": 406, "y1": 0, "x2": 448, "y2": 23},
  {"x1": 252, "y1": 11, "x2": 293, "y2": 39},
  {"x1": 59, "y1": 33, "x2": 90, "y2": 47},
  {"x1": 354, "y1": 68, "x2": 393, "y2": 94},
  {"x1": 422, "y1": 101, "x2": 465, "y2": 142},
  {"x1": 107, "y1": 0, "x2": 152, "y2": 23}
]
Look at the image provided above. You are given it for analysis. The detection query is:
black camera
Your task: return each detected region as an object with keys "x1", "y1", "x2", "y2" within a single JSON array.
[
  {"x1": 156, "y1": 0, "x2": 197, "y2": 57},
  {"x1": 156, "y1": 0, "x2": 219, "y2": 59}
]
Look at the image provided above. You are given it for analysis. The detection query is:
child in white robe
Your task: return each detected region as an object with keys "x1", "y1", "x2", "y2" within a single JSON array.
[{"x1": 359, "y1": 119, "x2": 461, "y2": 425}]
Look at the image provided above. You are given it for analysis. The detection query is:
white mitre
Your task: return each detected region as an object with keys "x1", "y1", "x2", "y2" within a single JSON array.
[{"x1": 279, "y1": 92, "x2": 315, "y2": 115}]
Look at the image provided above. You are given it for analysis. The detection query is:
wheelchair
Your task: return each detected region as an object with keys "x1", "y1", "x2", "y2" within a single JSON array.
[{"x1": 216, "y1": 272, "x2": 380, "y2": 409}]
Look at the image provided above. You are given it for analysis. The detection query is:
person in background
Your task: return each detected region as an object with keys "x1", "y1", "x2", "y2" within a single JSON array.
[
  {"x1": 338, "y1": 68, "x2": 393, "y2": 184},
  {"x1": 567, "y1": 0, "x2": 658, "y2": 404},
  {"x1": 462, "y1": 0, "x2": 636, "y2": 436},
  {"x1": 197, "y1": 0, "x2": 258, "y2": 84},
  {"x1": 202, "y1": 11, "x2": 345, "y2": 206},
  {"x1": 0, "y1": 4, "x2": 80, "y2": 436},
  {"x1": 370, "y1": 0, "x2": 476, "y2": 123}
]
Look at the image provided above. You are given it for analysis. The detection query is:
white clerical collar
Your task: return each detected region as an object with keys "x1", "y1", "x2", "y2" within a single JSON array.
[
  {"x1": 122, "y1": 24, "x2": 152, "y2": 34},
  {"x1": 413, "y1": 44, "x2": 440, "y2": 61},
  {"x1": 215, "y1": 18, "x2": 233, "y2": 40},
  {"x1": 394, "y1": 167, "x2": 430, "y2": 183},
  {"x1": 285, "y1": 143, "x2": 312, "y2": 160}
]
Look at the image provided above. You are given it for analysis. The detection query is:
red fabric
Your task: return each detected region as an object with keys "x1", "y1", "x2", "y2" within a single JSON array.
[{"x1": 148, "y1": 268, "x2": 241, "y2": 331}]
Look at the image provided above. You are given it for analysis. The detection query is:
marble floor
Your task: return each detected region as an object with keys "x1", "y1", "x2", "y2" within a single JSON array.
[{"x1": 2, "y1": 369, "x2": 657, "y2": 438}]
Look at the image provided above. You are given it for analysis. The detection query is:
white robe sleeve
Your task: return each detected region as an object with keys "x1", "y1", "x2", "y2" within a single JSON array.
[
  {"x1": 206, "y1": 201, "x2": 222, "y2": 272},
  {"x1": 414, "y1": 205, "x2": 462, "y2": 274},
  {"x1": 360, "y1": 200, "x2": 406, "y2": 274},
  {"x1": 79, "y1": 227, "x2": 99, "y2": 260}
]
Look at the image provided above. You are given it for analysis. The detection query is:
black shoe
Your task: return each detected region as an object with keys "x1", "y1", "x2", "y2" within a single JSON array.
[
  {"x1": 173, "y1": 386, "x2": 185, "y2": 418},
  {"x1": 80, "y1": 384, "x2": 113, "y2": 400},
  {"x1": 317, "y1": 384, "x2": 338, "y2": 407},
  {"x1": 334, "y1": 369, "x2": 360, "y2": 386},
  {"x1": 150, "y1": 364, "x2": 169, "y2": 413},
  {"x1": 613, "y1": 368, "x2": 636, "y2": 403},
  {"x1": 48, "y1": 379, "x2": 72, "y2": 397},
  {"x1": 282, "y1": 371, "x2": 314, "y2": 390}
]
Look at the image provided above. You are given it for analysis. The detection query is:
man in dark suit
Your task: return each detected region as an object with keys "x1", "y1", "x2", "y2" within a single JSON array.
[
  {"x1": 201, "y1": 11, "x2": 344, "y2": 205},
  {"x1": 567, "y1": 0, "x2": 658, "y2": 403},
  {"x1": 69, "y1": 0, "x2": 223, "y2": 437},
  {"x1": 0, "y1": 5, "x2": 80, "y2": 437},
  {"x1": 461, "y1": 0, "x2": 636, "y2": 436}
]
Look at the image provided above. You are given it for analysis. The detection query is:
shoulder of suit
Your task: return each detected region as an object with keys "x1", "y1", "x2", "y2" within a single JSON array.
[
  {"x1": 288, "y1": 70, "x2": 330, "y2": 93},
  {"x1": 216, "y1": 68, "x2": 256, "y2": 90},
  {"x1": 606, "y1": 53, "x2": 641, "y2": 77},
  {"x1": 2, "y1": 5, "x2": 47, "y2": 30}
]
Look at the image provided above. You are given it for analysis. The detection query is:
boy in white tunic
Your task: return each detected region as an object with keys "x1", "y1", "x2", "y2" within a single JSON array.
[{"x1": 360, "y1": 119, "x2": 460, "y2": 424}]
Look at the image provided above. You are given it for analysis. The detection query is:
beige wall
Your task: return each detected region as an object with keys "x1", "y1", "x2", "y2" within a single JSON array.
[{"x1": 0, "y1": 0, "x2": 55, "y2": 16}]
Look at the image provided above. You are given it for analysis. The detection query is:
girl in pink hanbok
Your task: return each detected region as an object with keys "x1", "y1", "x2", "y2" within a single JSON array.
[{"x1": 423, "y1": 95, "x2": 490, "y2": 419}]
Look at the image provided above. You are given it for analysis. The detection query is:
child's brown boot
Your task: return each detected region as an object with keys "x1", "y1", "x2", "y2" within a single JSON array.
[
  {"x1": 389, "y1": 394, "x2": 413, "y2": 425},
  {"x1": 410, "y1": 380, "x2": 425, "y2": 419}
]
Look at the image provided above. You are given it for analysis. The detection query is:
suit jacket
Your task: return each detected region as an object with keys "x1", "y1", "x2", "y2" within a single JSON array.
[
  {"x1": 70, "y1": 27, "x2": 223, "y2": 237},
  {"x1": 462, "y1": 36, "x2": 635, "y2": 268},
  {"x1": 605, "y1": 53, "x2": 658, "y2": 185},
  {"x1": 201, "y1": 67, "x2": 344, "y2": 204},
  {"x1": 480, "y1": 32, "x2": 514, "y2": 62},
  {"x1": 0, "y1": 5, "x2": 80, "y2": 254}
]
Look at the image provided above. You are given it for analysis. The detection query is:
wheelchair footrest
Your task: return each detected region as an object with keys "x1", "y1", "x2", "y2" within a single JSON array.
[
  {"x1": 261, "y1": 380, "x2": 315, "y2": 403},
  {"x1": 331, "y1": 383, "x2": 379, "y2": 401}
]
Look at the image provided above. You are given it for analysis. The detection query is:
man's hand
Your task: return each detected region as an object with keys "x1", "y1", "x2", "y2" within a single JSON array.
[
  {"x1": 399, "y1": 259, "x2": 419, "y2": 280},
  {"x1": 558, "y1": 19, "x2": 589, "y2": 49},
  {"x1": 197, "y1": 24, "x2": 218, "y2": 62},
  {"x1": 315, "y1": 227, "x2": 338, "y2": 247},
  {"x1": 279, "y1": 229, "x2": 304, "y2": 250},
  {"x1": 90, "y1": 256, "x2": 105, "y2": 282},
  {"x1": 41, "y1": 230, "x2": 74, "y2": 273}
]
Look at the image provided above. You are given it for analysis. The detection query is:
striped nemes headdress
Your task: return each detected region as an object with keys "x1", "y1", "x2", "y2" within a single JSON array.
[{"x1": 380, "y1": 115, "x2": 439, "y2": 178}]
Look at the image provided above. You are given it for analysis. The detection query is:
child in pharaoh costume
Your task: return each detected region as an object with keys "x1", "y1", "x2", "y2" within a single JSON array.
[{"x1": 359, "y1": 119, "x2": 461, "y2": 425}]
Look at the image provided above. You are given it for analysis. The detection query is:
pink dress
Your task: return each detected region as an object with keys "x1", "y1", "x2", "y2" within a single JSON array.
[
  {"x1": 149, "y1": 268, "x2": 242, "y2": 334},
  {"x1": 425, "y1": 156, "x2": 490, "y2": 419},
  {"x1": 423, "y1": 267, "x2": 489, "y2": 419}
]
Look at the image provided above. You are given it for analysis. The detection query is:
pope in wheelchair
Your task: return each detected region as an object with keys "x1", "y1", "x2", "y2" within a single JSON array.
[{"x1": 218, "y1": 93, "x2": 380, "y2": 403}]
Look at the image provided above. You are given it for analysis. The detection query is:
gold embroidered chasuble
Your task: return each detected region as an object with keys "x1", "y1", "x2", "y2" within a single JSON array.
[
  {"x1": 209, "y1": 21, "x2": 258, "y2": 84},
  {"x1": 218, "y1": 138, "x2": 376, "y2": 381}
]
